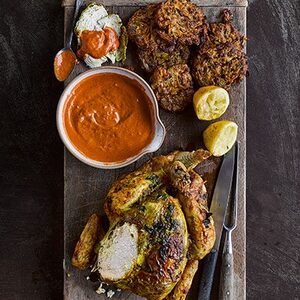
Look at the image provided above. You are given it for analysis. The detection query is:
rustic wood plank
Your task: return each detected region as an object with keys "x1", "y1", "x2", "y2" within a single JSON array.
[
  {"x1": 62, "y1": 0, "x2": 248, "y2": 7},
  {"x1": 63, "y1": 1, "x2": 247, "y2": 299}
]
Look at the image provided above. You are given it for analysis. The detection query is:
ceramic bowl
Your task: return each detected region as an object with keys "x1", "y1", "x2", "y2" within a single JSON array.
[{"x1": 56, "y1": 66, "x2": 166, "y2": 169}]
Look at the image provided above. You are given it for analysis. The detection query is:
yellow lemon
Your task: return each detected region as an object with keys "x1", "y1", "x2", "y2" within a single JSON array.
[
  {"x1": 203, "y1": 120, "x2": 238, "y2": 157},
  {"x1": 193, "y1": 86, "x2": 230, "y2": 121}
]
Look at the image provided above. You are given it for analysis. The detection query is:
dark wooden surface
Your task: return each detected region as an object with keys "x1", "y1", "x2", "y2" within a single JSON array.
[{"x1": 0, "y1": 1, "x2": 299, "y2": 300}]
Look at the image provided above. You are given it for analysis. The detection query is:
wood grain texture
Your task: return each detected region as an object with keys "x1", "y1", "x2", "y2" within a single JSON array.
[
  {"x1": 62, "y1": 0, "x2": 248, "y2": 7},
  {"x1": 63, "y1": 1, "x2": 246, "y2": 299},
  {"x1": 0, "y1": 1, "x2": 65, "y2": 299},
  {"x1": 246, "y1": 0, "x2": 300, "y2": 299}
]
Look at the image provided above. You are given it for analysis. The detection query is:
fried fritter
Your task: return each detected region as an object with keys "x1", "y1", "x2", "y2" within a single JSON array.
[
  {"x1": 127, "y1": 4, "x2": 174, "y2": 52},
  {"x1": 137, "y1": 44, "x2": 190, "y2": 73},
  {"x1": 192, "y1": 9, "x2": 248, "y2": 90},
  {"x1": 155, "y1": 0, "x2": 206, "y2": 45},
  {"x1": 208, "y1": 9, "x2": 245, "y2": 50},
  {"x1": 150, "y1": 64, "x2": 194, "y2": 112},
  {"x1": 192, "y1": 42, "x2": 248, "y2": 90}
]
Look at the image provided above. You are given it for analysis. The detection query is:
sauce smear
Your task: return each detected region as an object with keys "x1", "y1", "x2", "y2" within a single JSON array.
[
  {"x1": 54, "y1": 49, "x2": 76, "y2": 81},
  {"x1": 64, "y1": 73, "x2": 154, "y2": 162},
  {"x1": 77, "y1": 27, "x2": 120, "y2": 59}
]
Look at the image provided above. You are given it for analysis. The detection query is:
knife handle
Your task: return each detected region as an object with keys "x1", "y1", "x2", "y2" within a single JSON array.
[
  {"x1": 219, "y1": 232, "x2": 234, "y2": 300},
  {"x1": 219, "y1": 251, "x2": 234, "y2": 300},
  {"x1": 197, "y1": 249, "x2": 218, "y2": 300}
]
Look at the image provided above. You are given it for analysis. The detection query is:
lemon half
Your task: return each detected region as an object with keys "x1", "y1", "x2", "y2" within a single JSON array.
[
  {"x1": 193, "y1": 86, "x2": 230, "y2": 121},
  {"x1": 203, "y1": 120, "x2": 238, "y2": 157}
]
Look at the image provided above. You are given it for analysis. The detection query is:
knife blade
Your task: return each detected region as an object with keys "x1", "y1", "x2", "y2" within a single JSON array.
[{"x1": 198, "y1": 145, "x2": 236, "y2": 300}]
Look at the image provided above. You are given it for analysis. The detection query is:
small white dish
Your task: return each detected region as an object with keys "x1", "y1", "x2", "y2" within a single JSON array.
[{"x1": 56, "y1": 66, "x2": 166, "y2": 169}]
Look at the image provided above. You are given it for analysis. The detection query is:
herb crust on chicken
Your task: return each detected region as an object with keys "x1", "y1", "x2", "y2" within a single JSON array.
[{"x1": 72, "y1": 149, "x2": 215, "y2": 300}]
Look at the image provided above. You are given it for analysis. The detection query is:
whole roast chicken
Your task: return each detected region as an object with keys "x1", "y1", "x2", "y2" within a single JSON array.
[{"x1": 72, "y1": 149, "x2": 216, "y2": 300}]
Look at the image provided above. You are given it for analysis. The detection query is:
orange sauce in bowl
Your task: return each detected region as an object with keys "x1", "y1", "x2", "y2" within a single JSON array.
[{"x1": 63, "y1": 73, "x2": 154, "y2": 163}]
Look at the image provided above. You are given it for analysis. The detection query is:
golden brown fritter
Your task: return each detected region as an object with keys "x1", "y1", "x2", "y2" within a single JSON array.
[
  {"x1": 127, "y1": 4, "x2": 174, "y2": 52},
  {"x1": 155, "y1": 0, "x2": 206, "y2": 45},
  {"x1": 137, "y1": 44, "x2": 190, "y2": 73},
  {"x1": 192, "y1": 42, "x2": 248, "y2": 90},
  {"x1": 207, "y1": 9, "x2": 245, "y2": 50},
  {"x1": 192, "y1": 9, "x2": 248, "y2": 90},
  {"x1": 150, "y1": 64, "x2": 194, "y2": 113}
]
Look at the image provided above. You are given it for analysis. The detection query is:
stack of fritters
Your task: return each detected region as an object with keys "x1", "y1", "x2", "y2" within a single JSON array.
[
  {"x1": 192, "y1": 10, "x2": 248, "y2": 90},
  {"x1": 128, "y1": 0, "x2": 205, "y2": 112},
  {"x1": 128, "y1": 2, "x2": 248, "y2": 112}
]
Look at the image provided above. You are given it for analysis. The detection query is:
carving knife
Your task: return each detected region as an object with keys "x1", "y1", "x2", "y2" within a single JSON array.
[{"x1": 198, "y1": 144, "x2": 236, "y2": 300}]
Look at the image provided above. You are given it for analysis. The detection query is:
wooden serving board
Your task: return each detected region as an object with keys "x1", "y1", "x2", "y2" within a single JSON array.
[{"x1": 62, "y1": 1, "x2": 247, "y2": 299}]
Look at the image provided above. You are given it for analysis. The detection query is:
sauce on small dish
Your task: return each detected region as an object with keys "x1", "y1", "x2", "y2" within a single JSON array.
[
  {"x1": 54, "y1": 49, "x2": 77, "y2": 81},
  {"x1": 77, "y1": 27, "x2": 119, "y2": 59},
  {"x1": 63, "y1": 73, "x2": 154, "y2": 163}
]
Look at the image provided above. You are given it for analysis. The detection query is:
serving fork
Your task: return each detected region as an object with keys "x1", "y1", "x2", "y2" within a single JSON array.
[{"x1": 219, "y1": 143, "x2": 239, "y2": 300}]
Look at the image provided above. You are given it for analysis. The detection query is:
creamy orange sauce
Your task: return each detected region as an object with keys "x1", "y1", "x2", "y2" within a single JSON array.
[
  {"x1": 63, "y1": 73, "x2": 154, "y2": 162},
  {"x1": 54, "y1": 49, "x2": 76, "y2": 81},
  {"x1": 77, "y1": 27, "x2": 120, "y2": 59}
]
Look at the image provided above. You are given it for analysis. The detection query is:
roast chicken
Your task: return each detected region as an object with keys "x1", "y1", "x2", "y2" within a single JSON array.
[{"x1": 72, "y1": 149, "x2": 216, "y2": 300}]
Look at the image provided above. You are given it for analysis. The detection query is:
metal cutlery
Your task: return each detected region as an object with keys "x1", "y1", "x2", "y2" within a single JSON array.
[
  {"x1": 219, "y1": 143, "x2": 239, "y2": 300},
  {"x1": 197, "y1": 145, "x2": 236, "y2": 300}
]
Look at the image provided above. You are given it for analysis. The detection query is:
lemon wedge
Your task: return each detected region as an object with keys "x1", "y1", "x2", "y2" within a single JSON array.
[
  {"x1": 193, "y1": 86, "x2": 230, "y2": 121},
  {"x1": 203, "y1": 120, "x2": 238, "y2": 157}
]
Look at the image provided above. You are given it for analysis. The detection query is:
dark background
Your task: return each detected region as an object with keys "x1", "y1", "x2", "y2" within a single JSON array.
[{"x1": 0, "y1": 0, "x2": 299, "y2": 299}]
